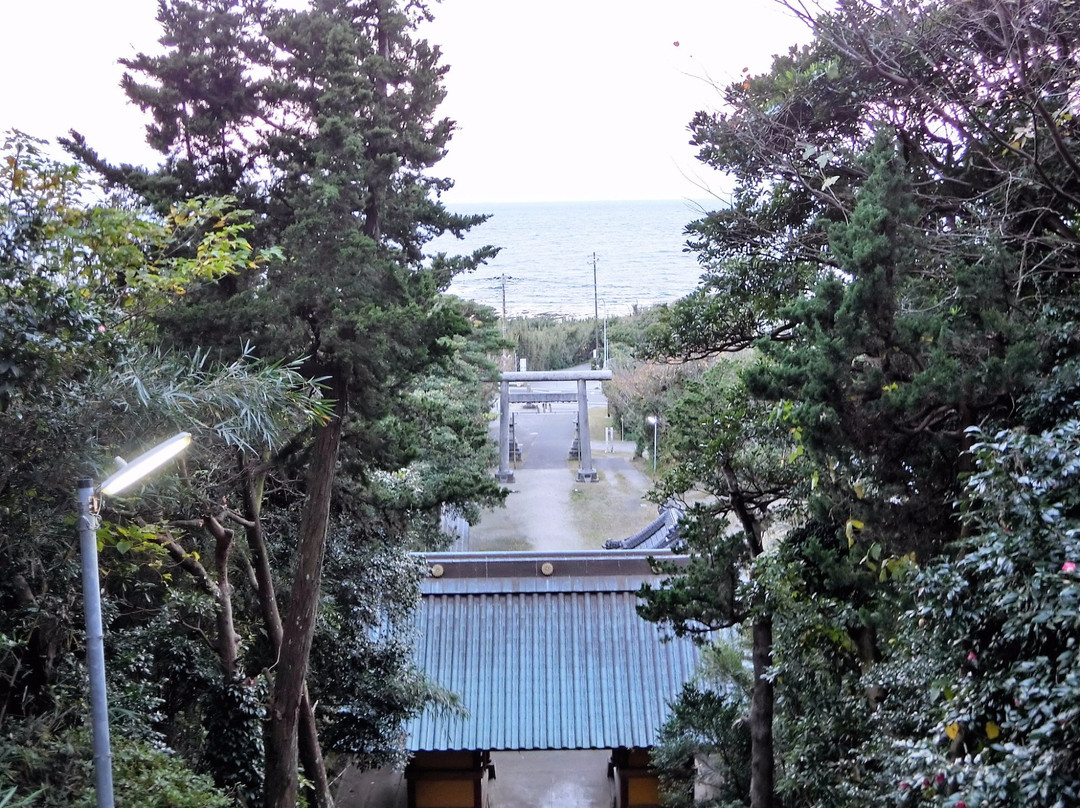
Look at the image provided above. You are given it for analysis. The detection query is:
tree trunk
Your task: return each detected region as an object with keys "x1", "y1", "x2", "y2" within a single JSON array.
[
  {"x1": 264, "y1": 380, "x2": 347, "y2": 808},
  {"x1": 298, "y1": 691, "x2": 331, "y2": 808},
  {"x1": 720, "y1": 456, "x2": 774, "y2": 808},
  {"x1": 850, "y1": 623, "x2": 885, "y2": 710},
  {"x1": 206, "y1": 515, "x2": 238, "y2": 677},
  {"x1": 749, "y1": 613, "x2": 775, "y2": 808},
  {"x1": 240, "y1": 455, "x2": 335, "y2": 808},
  {"x1": 239, "y1": 455, "x2": 282, "y2": 650}
]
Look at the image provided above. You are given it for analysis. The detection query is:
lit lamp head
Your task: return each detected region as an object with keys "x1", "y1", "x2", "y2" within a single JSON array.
[
  {"x1": 99, "y1": 432, "x2": 192, "y2": 496},
  {"x1": 646, "y1": 415, "x2": 658, "y2": 426}
]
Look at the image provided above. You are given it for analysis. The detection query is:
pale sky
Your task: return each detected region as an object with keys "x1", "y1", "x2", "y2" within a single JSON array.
[{"x1": 0, "y1": 0, "x2": 810, "y2": 203}]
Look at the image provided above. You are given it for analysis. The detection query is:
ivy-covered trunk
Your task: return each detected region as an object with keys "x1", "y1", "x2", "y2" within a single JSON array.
[
  {"x1": 265, "y1": 379, "x2": 348, "y2": 808},
  {"x1": 206, "y1": 515, "x2": 238, "y2": 677}
]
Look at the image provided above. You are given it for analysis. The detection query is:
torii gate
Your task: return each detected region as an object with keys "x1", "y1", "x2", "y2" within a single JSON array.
[{"x1": 495, "y1": 369, "x2": 613, "y2": 484}]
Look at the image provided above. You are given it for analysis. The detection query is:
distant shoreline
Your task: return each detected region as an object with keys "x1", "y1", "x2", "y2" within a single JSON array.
[{"x1": 434, "y1": 199, "x2": 707, "y2": 318}]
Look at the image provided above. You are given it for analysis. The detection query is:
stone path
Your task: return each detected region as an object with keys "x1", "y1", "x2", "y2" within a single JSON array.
[{"x1": 455, "y1": 402, "x2": 658, "y2": 552}]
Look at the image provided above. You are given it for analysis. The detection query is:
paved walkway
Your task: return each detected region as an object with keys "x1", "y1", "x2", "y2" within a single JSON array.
[{"x1": 454, "y1": 399, "x2": 659, "y2": 552}]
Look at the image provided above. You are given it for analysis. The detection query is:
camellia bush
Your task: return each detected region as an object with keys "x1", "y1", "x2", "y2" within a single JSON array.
[{"x1": 869, "y1": 422, "x2": 1080, "y2": 807}]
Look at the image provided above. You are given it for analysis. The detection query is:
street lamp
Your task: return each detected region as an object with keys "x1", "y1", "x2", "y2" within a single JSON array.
[
  {"x1": 78, "y1": 432, "x2": 192, "y2": 808},
  {"x1": 646, "y1": 415, "x2": 658, "y2": 472}
]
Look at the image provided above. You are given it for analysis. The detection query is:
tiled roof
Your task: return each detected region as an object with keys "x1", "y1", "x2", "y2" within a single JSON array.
[
  {"x1": 603, "y1": 507, "x2": 682, "y2": 551},
  {"x1": 406, "y1": 552, "x2": 699, "y2": 752}
]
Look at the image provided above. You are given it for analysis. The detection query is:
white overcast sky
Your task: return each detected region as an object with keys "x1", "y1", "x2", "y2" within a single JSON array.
[{"x1": 0, "y1": 0, "x2": 810, "y2": 203}]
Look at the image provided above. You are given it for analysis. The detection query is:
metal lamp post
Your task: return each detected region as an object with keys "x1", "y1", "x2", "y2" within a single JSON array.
[
  {"x1": 78, "y1": 432, "x2": 192, "y2": 808},
  {"x1": 646, "y1": 415, "x2": 658, "y2": 472}
]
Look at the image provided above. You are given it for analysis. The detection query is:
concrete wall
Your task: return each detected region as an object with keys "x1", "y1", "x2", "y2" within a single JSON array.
[{"x1": 336, "y1": 764, "x2": 407, "y2": 808}]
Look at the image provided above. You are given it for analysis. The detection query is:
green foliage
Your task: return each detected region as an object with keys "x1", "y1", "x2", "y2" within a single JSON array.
[
  {"x1": 0, "y1": 130, "x2": 334, "y2": 801},
  {"x1": 504, "y1": 308, "x2": 665, "y2": 372},
  {"x1": 88, "y1": 0, "x2": 494, "y2": 404},
  {"x1": 640, "y1": 254, "x2": 819, "y2": 362},
  {"x1": 0, "y1": 723, "x2": 233, "y2": 808},
  {"x1": 754, "y1": 519, "x2": 908, "y2": 806},
  {"x1": 746, "y1": 136, "x2": 1044, "y2": 561},
  {"x1": 638, "y1": 363, "x2": 806, "y2": 634},
  {"x1": 203, "y1": 677, "x2": 266, "y2": 805},
  {"x1": 6, "y1": 4, "x2": 502, "y2": 805},
  {"x1": 68, "y1": 5, "x2": 509, "y2": 801},
  {"x1": 353, "y1": 300, "x2": 506, "y2": 538},
  {"x1": 653, "y1": 681, "x2": 752, "y2": 808},
  {"x1": 102, "y1": 588, "x2": 222, "y2": 754},
  {"x1": 864, "y1": 422, "x2": 1080, "y2": 807},
  {"x1": 0, "y1": 786, "x2": 38, "y2": 808},
  {"x1": 98, "y1": 0, "x2": 505, "y2": 539},
  {"x1": 106, "y1": 344, "x2": 331, "y2": 454},
  {"x1": 312, "y1": 533, "x2": 433, "y2": 769},
  {"x1": 602, "y1": 355, "x2": 715, "y2": 463},
  {"x1": 635, "y1": 364, "x2": 808, "y2": 808},
  {"x1": 640, "y1": 1, "x2": 1080, "y2": 804},
  {"x1": 658, "y1": 363, "x2": 800, "y2": 506},
  {"x1": 84, "y1": 736, "x2": 235, "y2": 808},
  {"x1": 504, "y1": 316, "x2": 596, "y2": 370},
  {"x1": 0, "y1": 131, "x2": 272, "y2": 412},
  {"x1": 652, "y1": 636, "x2": 754, "y2": 808},
  {"x1": 639, "y1": 515, "x2": 747, "y2": 637}
]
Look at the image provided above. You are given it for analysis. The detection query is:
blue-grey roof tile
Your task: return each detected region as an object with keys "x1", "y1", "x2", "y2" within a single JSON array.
[{"x1": 405, "y1": 552, "x2": 700, "y2": 751}]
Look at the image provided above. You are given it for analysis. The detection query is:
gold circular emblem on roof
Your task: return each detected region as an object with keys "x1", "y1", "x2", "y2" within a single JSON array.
[
  {"x1": 430, "y1": 563, "x2": 444, "y2": 578},
  {"x1": 540, "y1": 562, "x2": 554, "y2": 576}
]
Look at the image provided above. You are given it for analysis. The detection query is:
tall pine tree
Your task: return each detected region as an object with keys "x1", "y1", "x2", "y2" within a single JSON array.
[{"x1": 68, "y1": 2, "x2": 497, "y2": 806}]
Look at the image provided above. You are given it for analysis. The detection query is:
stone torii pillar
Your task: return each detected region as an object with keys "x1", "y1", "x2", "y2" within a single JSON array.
[
  {"x1": 496, "y1": 379, "x2": 514, "y2": 483},
  {"x1": 495, "y1": 369, "x2": 613, "y2": 483},
  {"x1": 575, "y1": 377, "x2": 597, "y2": 481}
]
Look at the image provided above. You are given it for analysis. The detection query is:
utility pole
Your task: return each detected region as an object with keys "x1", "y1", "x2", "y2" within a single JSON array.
[
  {"x1": 499, "y1": 273, "x2": 509, "y2": 336},
  {"x1": 591, "y1": 252, "x2": 600, "y2": 366},
  {"x1": 499, "y1": 274, "x2": 513, "y2": 371}
]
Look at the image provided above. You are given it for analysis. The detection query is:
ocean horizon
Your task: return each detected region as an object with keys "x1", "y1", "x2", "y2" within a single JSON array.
[{"x1": 431, "y1": 199, "x2": 715, "y2": 319}]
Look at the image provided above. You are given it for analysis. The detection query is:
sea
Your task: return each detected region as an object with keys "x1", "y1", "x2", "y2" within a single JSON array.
[{"x1": 431, "y1": 199, "x2": 714, "y2": 319}]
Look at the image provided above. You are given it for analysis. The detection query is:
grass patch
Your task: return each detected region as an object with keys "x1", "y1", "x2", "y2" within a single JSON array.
[
  {"x1": 468, "y1": 535, "x2": 534, "y2": 552},
  {"x1": 587, "y1": 407, "x2": 614, "y2": 443},
  {"x1": 568, "y1": 473, "x2": 658, "y2": 547}
]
